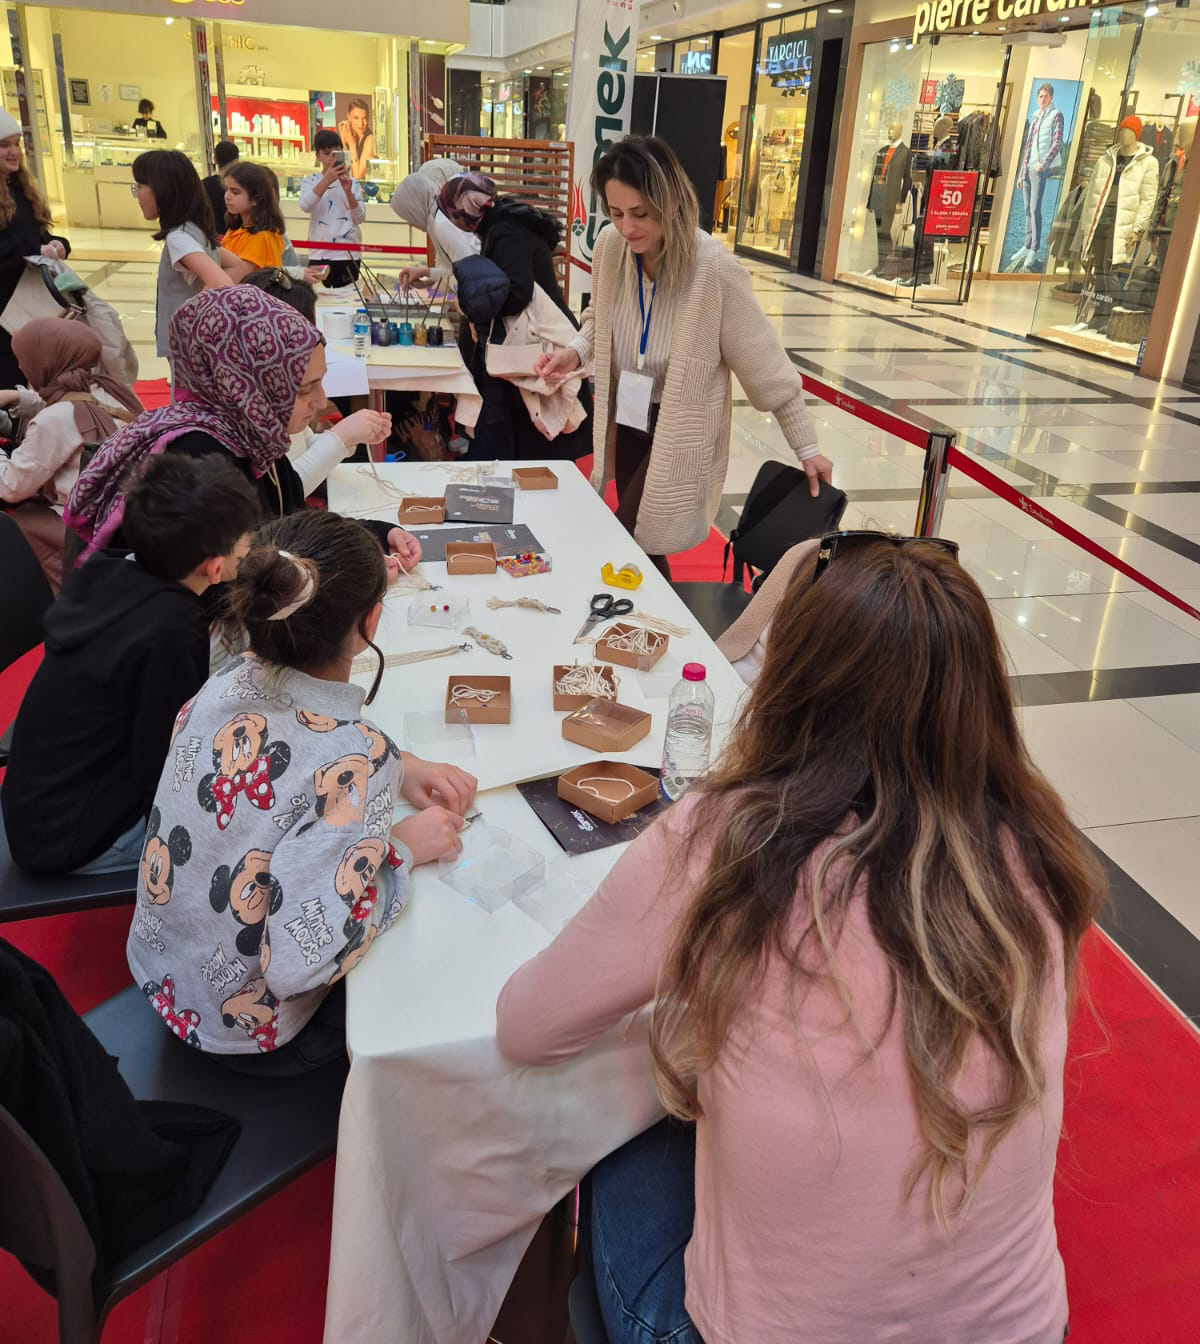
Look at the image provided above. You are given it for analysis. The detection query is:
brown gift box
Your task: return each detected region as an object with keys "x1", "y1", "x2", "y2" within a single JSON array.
[
  {"x1": 444, "y1": 675, "x2": 511, "y2": 724},
  {"x1": 396, "y1": 496, "x2": 446, "y2": 525},
  {"x1": 557, "y1": 761, "x2": 659, "y2": 824},
  {"x1": 551, "y1": 664, "x2": 619, "y2": 711},
  {"x1": 512, "y1": 466, "x2": 559, "y2": 491},
  {"x1": 594, "y1": 623, "x2": 669, "y2": 670},
  {"x1": 445, "y1": 540, "x2": 498, "y2": 575},
  {"x1": 561, "y1": 698, "x2": 651, "y2": 753}
]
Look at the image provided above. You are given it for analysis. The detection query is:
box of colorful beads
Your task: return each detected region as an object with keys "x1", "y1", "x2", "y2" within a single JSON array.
[
  {"x1": 445, "y1": 540, "x2": 498, "y2": 575},
  {"x1": 445, "y1": 675, "x2": 511, "y2": 725},
  {"x1": 551, "y1": 663, "x2": 619, "y2": 712},
  {"x1": 594, "y1": 622, "x2": 669, "y2": 671},
  {"x1": 498, "y1": 550, "x2": 552, "y2": 578},
  {"x1": 396, "y1": 496, "x2": 446, "y2": 525},
  {"x1": 558, "y1": 761, "x2": 659, "y2": 824}
]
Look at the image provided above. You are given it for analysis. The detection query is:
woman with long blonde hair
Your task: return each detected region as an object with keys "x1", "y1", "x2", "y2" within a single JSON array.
[
  {"x1": 0, "y1": 110, "x2": 70, "y2": 388},
  {"x1": 498, "y1": 532, "x2": 1103, "y2": 1344},
  {"x1": 535, "y1": 134, "x2": 833, "y2": 577}
]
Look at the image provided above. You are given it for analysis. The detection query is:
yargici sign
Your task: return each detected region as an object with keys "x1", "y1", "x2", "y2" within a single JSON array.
[
  {"x1": 566, "y1": 0, "x2": 641, "y2": 280},
  {"x1": 913, "y1": 0, "x2": 1104, "y2": 43}
]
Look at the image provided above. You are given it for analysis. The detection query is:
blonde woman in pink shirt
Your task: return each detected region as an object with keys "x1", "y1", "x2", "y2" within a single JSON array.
[{"x1": 497, "y1": 532, "x2": 1104, "y2": 1344}]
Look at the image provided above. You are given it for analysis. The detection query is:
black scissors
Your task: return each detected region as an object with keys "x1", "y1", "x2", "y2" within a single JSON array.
[{"x1": 575, "y1": 592, "x2": 634, "y2": 643}]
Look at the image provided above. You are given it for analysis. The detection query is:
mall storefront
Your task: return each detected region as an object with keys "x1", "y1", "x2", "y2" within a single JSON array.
[
  {"x1": 824, "y1": 0, "x2": 1200, "y2": 379},
  {"x1": 1, "y1": 0, "x2": 466, "y2": 243}
]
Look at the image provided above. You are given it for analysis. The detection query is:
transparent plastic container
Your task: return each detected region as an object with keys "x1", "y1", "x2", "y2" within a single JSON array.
[
  {"x1": 408, "y1": 595, "x2": 469, "y2": 630},
  {"x1": 637, "y1": 654, "x2": 683, "y2": 700},
  {"x1": 660, "y1": 663, "x2": 714, "y2": 802},
  {"x1": 438, "y1": 824, "x2": 546, "y2": 913},
  {"x1": 404, "y1": 708, "x2": 476, "y2": 764},
  {"x1": 513, "y1": 864, "x2": 591, "y2": 935}
]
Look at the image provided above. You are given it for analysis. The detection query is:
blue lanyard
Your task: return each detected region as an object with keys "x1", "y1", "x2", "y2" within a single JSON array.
[{"x1": 636, "y1": 255, "x2": 656, "y2": 371}]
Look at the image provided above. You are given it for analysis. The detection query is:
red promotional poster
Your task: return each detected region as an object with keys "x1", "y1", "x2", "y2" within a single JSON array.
[
  {"x1": 925, "y1": 170, "x2": 978, "y2": 237},
  {"x1": 920, "y1": 79, "x2": 938, "y2": 105},
  {"x1": 1189, "y1": 94, "x2": 1200, "y2": 118}
]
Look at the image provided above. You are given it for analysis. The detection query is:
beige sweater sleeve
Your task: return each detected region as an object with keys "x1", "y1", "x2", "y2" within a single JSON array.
[{"x1": 717, "y1": 253, "x2": 819, "y2": 460}]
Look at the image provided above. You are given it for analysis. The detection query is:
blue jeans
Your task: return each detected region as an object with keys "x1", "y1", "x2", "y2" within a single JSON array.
[
  {"x1": 72, "y1": 816, "x2": 145, "y2": 875},
  {"x1": 1023, "y1": 168, "x2": 1049, "y2": 254},
  {"x1": 590, "y1": 1119, "x2": 704, "y2": 1344}
]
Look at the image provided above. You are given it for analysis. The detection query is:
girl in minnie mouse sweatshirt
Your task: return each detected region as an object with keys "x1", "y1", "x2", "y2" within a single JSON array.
[{"x1": 126, "y1": 509, "x2": 476, "y2": 1072}]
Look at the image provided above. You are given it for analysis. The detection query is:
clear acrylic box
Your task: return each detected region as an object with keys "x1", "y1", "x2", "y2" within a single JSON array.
[
  {"x1": 404, "y1": 708, "x2": 476, "y2": 763},
  {"x1": 637, "y1": 654, "x2": 682, "y2": 699},
  {"x1": 408, "y1": 595, "x2": 470, "y2": 630},
  {"x1": 438, "y1": 823, "x2": 546, "y2": 913},
  {"x1": 513, "y1": 864, "x2": 591, "y2": 934}
]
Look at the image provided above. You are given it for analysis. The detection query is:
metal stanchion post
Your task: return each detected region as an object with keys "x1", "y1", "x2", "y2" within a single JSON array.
[{"x1": 914, "y1": 430, "x2": 953, "y2": 537}]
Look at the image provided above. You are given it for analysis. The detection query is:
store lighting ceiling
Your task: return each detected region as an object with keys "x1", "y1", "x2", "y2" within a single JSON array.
[
  {"x1": 651, "y1": 33, "x2": 664, "y2": 39},
  {"x1": 1145, "y1": 2, "x2": 1159, "y2": 13},
  {"x1": 828, "y1": 6, "x2": 844, "y2": 11},
  {"x1": 767, "y1": 2, "x2": 783, "y2": 7}
]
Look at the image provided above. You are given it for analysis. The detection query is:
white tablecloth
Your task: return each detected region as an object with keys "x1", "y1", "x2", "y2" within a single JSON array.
[
  {"x1": 322, "y1": 462, "x2": 745, "y2": 1344},
  {"x1": 317, "y1": 303, "x2": 483, "y2": 429}
]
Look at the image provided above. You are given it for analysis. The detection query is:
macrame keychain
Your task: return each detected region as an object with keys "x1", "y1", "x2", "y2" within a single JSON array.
[
  {"x1": 350, "y1": 642, "x2": 470, "y2": 674},
  {"x1": 486, "y1": 595, "x2": 561, "y2": 615},
  {"x1": 464, "y1": 626, "x2": 512, "y2": 660}
]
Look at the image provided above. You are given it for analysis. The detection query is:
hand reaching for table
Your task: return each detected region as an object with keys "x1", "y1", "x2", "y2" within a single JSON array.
[
  {"x1": 392, "y1": 805, "x2": 465, "y2": 865},
  {"x1": 399, "y1": 753, "x2": 478, "y2": 815}
]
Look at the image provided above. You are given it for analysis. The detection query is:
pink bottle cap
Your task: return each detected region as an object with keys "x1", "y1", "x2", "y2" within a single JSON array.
[{"x1": 682, "y1": 663, "x2": 707, "y2": 682}]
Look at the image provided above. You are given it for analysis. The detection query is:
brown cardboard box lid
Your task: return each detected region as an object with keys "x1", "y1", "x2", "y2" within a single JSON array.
[
  {"x1": 445, "y1": 540, "x2": 498, "y2": 575},
  {"x1": 557, "y1": 761, "x2": 658, "y2": 824},
  {"x1": 551, "y1": 663, "x2": 619, "y2": 711},
  {"x1": 445, "y1": 674, "x2": 511, "y2": 724},
  {"x1": 512, "y1": 466, "x2": 558, "y2": 490},
  {"x1": 561, "y1": 698, "x2": 652, "y2": 753},
  {"x1": 594, "y1": 623, "x2": 669, "y2": 670},
  {"x1": 396, "y1": 496, "x2": 446, "y2": 524}
]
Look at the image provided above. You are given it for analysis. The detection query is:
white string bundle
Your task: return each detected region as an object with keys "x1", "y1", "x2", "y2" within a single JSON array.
[
  {"x1": 422, "y1": 460, "x2": 501, "y2": 485},
  {"x1": 487, "y1": 596, "x2": 557, "y2": 614},
  {"x1": 391, "y1": 561, "x2": 438, "y2": 593},
  {"x1": 397, "y1": 502, "x2": 444, "y2": 516},
  {"x1": 355, "y1": 457, "x2": 411, "y2": 502},
  {"x1": 627, "y1": 611, "x2": 692, "y2": 638},
  {"x1": 555, "y1": 665, "x2": 617, "y2": 700},
  {"x1": 576, "y1": 776, "x2": 637, "y2": 803},
  {"x1": 350, "y1": 643, "x2": 468, "y2": 674},
  {"x1": 449, "y1": 684, "x2": 501, "y2": 706},
  {"x1": 600, "y1": 626, "x2": 665, "y2": 657}
]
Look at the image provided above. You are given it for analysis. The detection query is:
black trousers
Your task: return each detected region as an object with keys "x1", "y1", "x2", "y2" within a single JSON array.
[{"x1": 612, "y1": 404, "x2": 671, "y2": 580}]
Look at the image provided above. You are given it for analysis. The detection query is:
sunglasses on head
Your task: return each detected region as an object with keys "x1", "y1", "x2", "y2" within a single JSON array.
[{"x1": 813, "y1": 530, "x2": 960, "y2": 582}]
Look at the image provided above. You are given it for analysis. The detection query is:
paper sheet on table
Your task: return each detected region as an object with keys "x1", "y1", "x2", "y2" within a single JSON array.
[
  {"x1": 367, "y1": 344, "x2": 462, "y2": 369},
  {"x1": 323, "y1": 344, "x2": 370, "y2": 398}
]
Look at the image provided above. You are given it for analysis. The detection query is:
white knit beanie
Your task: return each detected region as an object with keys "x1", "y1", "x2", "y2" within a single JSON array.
[{"x1": 0, "y1": 109, "x2": 22, "y2": 140}]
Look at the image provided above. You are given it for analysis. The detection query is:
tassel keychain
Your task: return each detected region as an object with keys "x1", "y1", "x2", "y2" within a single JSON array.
[{"x1": 350, "y1": 642, "x2": 471, "y2": 674}]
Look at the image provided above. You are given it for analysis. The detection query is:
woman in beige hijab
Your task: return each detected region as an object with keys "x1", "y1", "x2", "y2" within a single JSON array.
[{"x1": 390, "y1": 157, "x2": 480, "y2": 283}]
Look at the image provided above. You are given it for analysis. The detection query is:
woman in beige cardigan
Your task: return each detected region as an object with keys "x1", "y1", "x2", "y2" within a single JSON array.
[{"x1": 537, "y1": 135, "x2": 832, "y2": 575}]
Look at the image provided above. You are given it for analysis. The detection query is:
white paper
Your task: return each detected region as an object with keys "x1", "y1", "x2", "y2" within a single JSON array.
[{"x1": 322, "y1": 343, "x2": 369, "y2": 399}]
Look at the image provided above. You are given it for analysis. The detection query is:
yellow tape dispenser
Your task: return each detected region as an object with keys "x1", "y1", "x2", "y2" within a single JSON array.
[{"x1": 601, "y1": 562, "x2": 643, "y2": 591}]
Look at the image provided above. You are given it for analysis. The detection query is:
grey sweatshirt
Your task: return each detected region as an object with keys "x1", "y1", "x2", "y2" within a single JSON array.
[{"x1": 126, "y1": 653, "x2": 411, "y2": 1054}]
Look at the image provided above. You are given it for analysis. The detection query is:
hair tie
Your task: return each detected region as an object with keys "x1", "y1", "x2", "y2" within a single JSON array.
[{"x1": 267, "y1": 549, "x2": 317, "y2": 622}]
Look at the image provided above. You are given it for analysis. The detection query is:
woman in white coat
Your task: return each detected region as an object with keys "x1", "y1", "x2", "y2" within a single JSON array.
[{"x1": 536, "y1": 136, "x2": 832, "y2": 577}]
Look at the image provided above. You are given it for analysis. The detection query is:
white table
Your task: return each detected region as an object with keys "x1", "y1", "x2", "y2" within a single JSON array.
[
  {"x1": 316, "y1": 299, "x2": 483, "y2": 430},
  {"x1": 322, "y1": 462, "x2": 746, "y2": 1344}
]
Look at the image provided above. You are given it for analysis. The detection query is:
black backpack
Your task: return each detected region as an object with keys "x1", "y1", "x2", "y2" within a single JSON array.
[{"x1": 724, "y1": 460, "x2": 847, "y2": 586}]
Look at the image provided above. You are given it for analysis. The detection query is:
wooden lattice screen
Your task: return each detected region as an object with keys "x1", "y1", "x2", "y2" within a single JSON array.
[{"x1": 423, "y1": 135, "x2": 575, "y2": 302}]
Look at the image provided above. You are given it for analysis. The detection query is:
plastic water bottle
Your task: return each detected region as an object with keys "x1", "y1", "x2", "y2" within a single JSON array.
[
  {"x1": 660, "y1": 663, "x2": 714, "y2": 802},
  {"x1": 353, "y1": 308, "x2": 370, "y2": 358}
]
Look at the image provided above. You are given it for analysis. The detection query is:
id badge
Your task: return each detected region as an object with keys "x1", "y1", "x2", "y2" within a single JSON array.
[{"x1": 615, "y1": 370, "x2": 654, "y2": 431}]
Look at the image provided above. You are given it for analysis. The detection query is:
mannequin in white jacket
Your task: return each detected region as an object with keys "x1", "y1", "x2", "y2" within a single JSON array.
[{"x1": 1076, "y1": 118, "x2": 1159, "y2": 274}]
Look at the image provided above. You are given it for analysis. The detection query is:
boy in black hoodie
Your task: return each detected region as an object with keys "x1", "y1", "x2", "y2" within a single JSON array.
[{"x1": 2, "y1": 455, "x2": 259, "y2": 874}]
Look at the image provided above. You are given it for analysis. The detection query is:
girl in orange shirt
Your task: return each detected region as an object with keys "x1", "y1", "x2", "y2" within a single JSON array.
[{"x1": 221, "y1": 162, "x2": 287, "y2": 278}]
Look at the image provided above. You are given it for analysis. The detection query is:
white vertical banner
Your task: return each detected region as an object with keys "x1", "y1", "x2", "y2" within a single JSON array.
[{"x1": 566, "y1": 0, "x2": 641, "y2": 286}]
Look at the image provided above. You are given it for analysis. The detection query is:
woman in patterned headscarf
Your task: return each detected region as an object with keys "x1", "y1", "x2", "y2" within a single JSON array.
[{"x1": 66, "y1": 285, "x2": 419, "y2": 571}]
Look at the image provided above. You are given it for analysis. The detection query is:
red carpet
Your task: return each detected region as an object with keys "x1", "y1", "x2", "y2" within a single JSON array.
[{"x1": 0, "y1": 458, "x2": 1197, "y2": 1341}]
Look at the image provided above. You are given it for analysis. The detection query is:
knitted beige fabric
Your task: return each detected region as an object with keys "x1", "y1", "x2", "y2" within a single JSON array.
[
  {"x1": 716, "y1": 538, "x2": 820, "y2": 665},
  {"x1": 576, "y1": 226, "x2": 819, "y2": 557}
]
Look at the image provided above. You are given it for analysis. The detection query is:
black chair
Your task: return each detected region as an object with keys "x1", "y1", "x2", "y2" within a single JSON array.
[
  {"x1": 0, "y1": 512, "x2": 54, "y2": 766},
  {"x1": 566, "y1": 1258, "x2": 609, "y2": 1344},
  {"x1": 670, "y1": 581, "x2": 753, "y2": 642},
  {"x1": 0, "y1": 984, "x2": 348, "y2": 1343},
  {"x1": 0, "y1": 808, "x2": 137, "y2": 923}
]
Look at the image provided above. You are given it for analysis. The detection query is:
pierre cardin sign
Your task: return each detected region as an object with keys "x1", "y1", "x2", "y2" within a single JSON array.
[{"x1": 912, "y1": 0, "x2": 1104, "y2": 43}]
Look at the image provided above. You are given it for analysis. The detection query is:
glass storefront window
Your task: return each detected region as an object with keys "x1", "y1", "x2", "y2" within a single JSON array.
[
  {"x1": 676, "y1": 37, "x2": 714, "y2": 75},
  {"x1": 1028, "y1": 4, "x2": 1200, "y2": 367},
  {"x1": 715, "y1": 28, "x2": 756, "y2": 244},
  {"x1": 737, "y1": 12, "x2": 818, "y2": 258},
  {"x1": 834, "y1": 33, "x2": 1007, "y2": 300}
]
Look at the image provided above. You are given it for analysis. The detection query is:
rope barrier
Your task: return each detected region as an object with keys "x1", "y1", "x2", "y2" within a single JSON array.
[{"x1": 291, "y1": 240, "x2": 428, "y2": 255}]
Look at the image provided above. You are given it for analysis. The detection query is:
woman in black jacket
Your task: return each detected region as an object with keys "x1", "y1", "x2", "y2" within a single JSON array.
[
  {"x1": 440, "y1": 173, "x2": 591, "y2": 461},
  {"x1": 0, "y1": 111, "x2": 71, "y2": 388}
]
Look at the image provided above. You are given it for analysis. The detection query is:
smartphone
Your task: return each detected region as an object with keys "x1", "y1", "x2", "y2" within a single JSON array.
[{"x1": 332, "y1": 150, "x2": 350, "y2": 170}]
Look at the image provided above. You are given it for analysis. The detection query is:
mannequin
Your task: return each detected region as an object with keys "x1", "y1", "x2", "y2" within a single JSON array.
[
  {"x1": 867, "y1": 120, "x2": 912, "y2": 270},
  {"x1": 1073, "y1": 116, "x2": 1159, "y2": 330}
]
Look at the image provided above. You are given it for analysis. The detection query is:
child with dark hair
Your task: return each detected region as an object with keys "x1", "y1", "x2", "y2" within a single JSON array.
[
  {"x1": 1, "y1": 454, "x2": 260, "y2": 876},
  {"x1": 221, "y1": 161, "x2": 287, "y2": 278},
  {"x1": 132, "y1": 148, "x2": 235, "y2": 367},
  {"x1": 299, "y1": 129, "x2": 365, "y2": 288},
  {"x1": 203, "y1": 140, "x2": 239, "y2": 235},
  {"x1": 127, "y1": 508, "x2": 476, "y2": 1070}
]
